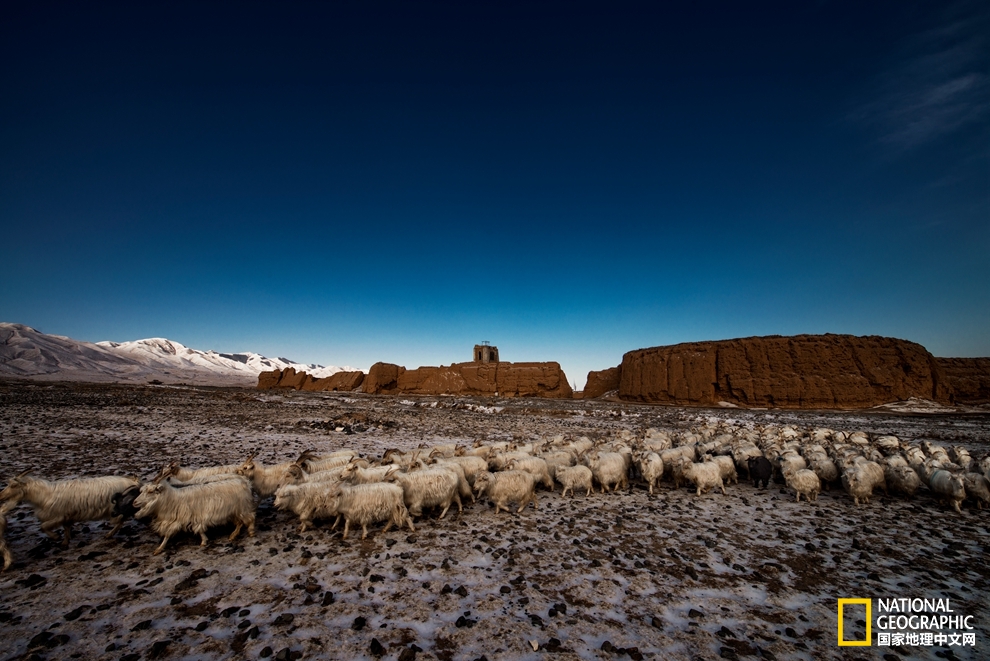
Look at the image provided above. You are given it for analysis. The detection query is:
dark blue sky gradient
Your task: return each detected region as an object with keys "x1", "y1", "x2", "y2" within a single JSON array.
[{"x1": 2, "y1": 1, "x2": 987, "y2": 386}]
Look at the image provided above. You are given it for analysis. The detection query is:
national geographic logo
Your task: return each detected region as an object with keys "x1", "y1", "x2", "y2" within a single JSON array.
[
  {"x1": 837, "y1": 598, "x2": 977, "y2": 649},
  {"x1": 837, "y1": 599, "x2": 871, "y2": 646}
]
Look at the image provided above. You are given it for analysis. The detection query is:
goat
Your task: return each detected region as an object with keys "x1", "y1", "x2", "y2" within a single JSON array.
[
  {"x1": 0, "y1": 471, "x2": 138, "y2": 546},
  {"x1": 133, "y1": 476, "x2": 255, "y2": 554}
]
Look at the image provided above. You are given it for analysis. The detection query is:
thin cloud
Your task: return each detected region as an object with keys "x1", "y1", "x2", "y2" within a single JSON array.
[{"x1": 851, "y1": 3, "x2": 989, "y2": 150}]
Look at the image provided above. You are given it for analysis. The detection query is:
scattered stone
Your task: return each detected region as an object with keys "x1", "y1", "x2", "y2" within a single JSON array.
[
  {"x1": 273, "y1": 613, "x2": 295, "y2": 627},
  {"x1": 147, "y1": 640, "x2": 170, "y2": 659},
  {"x1": 16, "y1": 574, "x2": 47, "y2": 589},
  {"x1": 64, "y1": 606, "x2": 87, "y2": 621},
  {"x1": 352, "y1": 616, "x2": 367, "y2": 631},
  {"x1": 370, "y1": 638, "x2": 386, "y2": 656}
]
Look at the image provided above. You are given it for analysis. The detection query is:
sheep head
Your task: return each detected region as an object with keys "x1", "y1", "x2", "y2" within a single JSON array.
[
  {"x1": 236, "y1": 455, "x2": 258, "y2": 477},
  {"x1": 0, "y1": 471, "x2": 31, "y2": 502}
]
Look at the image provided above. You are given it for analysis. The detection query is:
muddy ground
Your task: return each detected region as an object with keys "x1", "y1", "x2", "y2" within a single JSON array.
[{"x1": 0, "y1": 381, "x2": 987, "y2": 661}]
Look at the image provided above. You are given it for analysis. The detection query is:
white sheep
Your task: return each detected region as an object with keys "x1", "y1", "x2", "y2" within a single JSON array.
[
  {"x1": 782, "y1": 467, "x2": 820, "y2": 503},
  {"x1": 587, "y1": 451, "x2": 628, "y2": 493},
  {"x1": 949, "y1": 447, "x2": 972, "y2": 471},
  {"x1": 841, "y1": 468, "x2": 874, "y2": 505},
  {"x1": 708, "y1": 455, "x2": 738, "y2": 486},
  {"x1": 661, "y1": 446, "x2": 696, "y2": 482},
  {"x1": 539, "y1": 451, "x2": 577, "y2": 481},
  {"x1": 133, "y1": 477, "x2": 255, "y2": 554},
  {"x1": 554, "y1": 465, "x2": 593, "y2": 497},
  {"x1": 274, "y1": 481, "x2": 340, "y2": 532},
  {"x1": 339, "y1": 462, "x2": 394, "y2": 484},
  {"x1": 427, "y1": 459, "x2": 475, "y2": 503},
  {"x1": 487, "y1": 450, "x2": 531, "y2": 472},
  {"x1": 162, "y1": 460, "x2": 242, "y2": 482},
  {"x1": 0, "y1": 499, "x2": 14, "y2": 571},
  {"x1": 0, "y1": 471, "x2": 139, "y2": 546},
  {"x1": 505, "y1": 456, "x2": 554, "y2": 491},
  {"x1": 842, "y1": 458, "x2": 887, "y2": 495},
  {"x1": 635, "y1": 452, "x2": 664, "y2": 495},
  {"x1": 473, "y1": 470, "x2": 538, "y2": 514},
  {"x1": 236, "y1": 454, "x2": 306, "y2": 498},
  {"x1": 300, "y1": 449, "x2": 359, "y2": 471},
  {"x1": 928, "y1": 469, "x2": 966, "y2": 514},
  {"x1": 331, "y1": 482, "x2": 415, "y2": 540},
  {"x1": 436, "y1": 455, "x2": 489, "y2": 486},
  {"x1": 884, "y1": 465, "x2": 922, "y2": 497},
  {"x1": 676, "y1": 459, "x2": 725, "y2": 496},
  {"x1": 276, "y1": 463, "x2": 346, "y2": 490},
  {"x1": 806, "y1": 454, "x2": 839, "y2": 489},
  {"x1": 386, "y1": 468, "x2": 462, "y2": 519},
  {"x1": 963, "y1": 473, "x2": 990, "y2": 511},
  {"x1": 457, "y1": 444, "x2": 492, "y2": 459},
  {"x1": 978, "y1": 454, "x2": 990, "y2": 481}
]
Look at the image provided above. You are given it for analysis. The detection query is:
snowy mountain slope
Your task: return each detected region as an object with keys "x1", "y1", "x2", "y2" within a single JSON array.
[{"x1": 0, "y1": 323, "x2": 358, "y2": 386}]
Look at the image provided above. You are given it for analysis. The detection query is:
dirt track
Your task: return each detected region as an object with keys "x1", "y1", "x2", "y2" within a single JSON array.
[{"x1": 1, "y1": 382, "x2": 987, "y2": 661}]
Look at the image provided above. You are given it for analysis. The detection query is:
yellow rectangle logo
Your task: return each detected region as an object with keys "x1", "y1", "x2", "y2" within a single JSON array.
[{"x1": 837, "y1": 599, "x2": 872, "y2": 646}]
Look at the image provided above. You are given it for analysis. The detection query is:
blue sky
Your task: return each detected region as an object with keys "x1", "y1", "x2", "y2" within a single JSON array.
[{"x1": 1, "y1": 1, "x2": 987, "y2": 387}]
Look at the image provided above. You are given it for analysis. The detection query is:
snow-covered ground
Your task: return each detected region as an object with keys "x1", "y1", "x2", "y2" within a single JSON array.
[
  {"x1": 0, "y1": 323, "x2": 357, "y2": 386},
  {"x1": 0, "y1": 382, "x2": 987, "y2": 661}
]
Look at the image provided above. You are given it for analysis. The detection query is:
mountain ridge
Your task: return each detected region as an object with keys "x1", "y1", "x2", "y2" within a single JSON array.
[{"x1": 0, "y1": 323, "x2": 358, "y2": 386}]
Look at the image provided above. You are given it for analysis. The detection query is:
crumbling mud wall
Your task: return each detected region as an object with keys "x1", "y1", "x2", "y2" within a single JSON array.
[{"x1": 618, "y1": 334, "x2": 950, "y2": 408}]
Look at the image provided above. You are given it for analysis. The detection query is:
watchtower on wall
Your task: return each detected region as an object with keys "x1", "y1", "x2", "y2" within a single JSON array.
[{"x1": 473, "y1": 342, "x2": 499, "y2": 364}]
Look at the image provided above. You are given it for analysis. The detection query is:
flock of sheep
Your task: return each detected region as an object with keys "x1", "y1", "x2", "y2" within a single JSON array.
[{"x1": 1, "y1": 423, "x2": 989, "y2": 572}]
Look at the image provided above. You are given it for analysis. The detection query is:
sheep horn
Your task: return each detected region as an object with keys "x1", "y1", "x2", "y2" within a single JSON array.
[{"x1": 15, "y1": 469, "x2": 32, "y2": 478}]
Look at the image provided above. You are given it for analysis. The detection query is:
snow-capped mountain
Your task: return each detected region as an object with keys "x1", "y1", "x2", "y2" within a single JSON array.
[{"x1": 0, "y1": 323, "x2": 358, "y2": 386}]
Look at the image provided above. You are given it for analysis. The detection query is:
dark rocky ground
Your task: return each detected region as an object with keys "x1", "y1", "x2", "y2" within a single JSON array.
[{"x1": 0, "y1": 381, "x2": 987, "y2": 661}]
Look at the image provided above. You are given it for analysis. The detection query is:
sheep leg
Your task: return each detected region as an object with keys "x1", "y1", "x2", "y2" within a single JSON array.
[
  {"x1": 153, "y1": 534, "x2": 171, "y2": 555},
  {"x1": 530, "y1": 493, "x2": 538, "y2": 510},
  {"x1": 229, "y1": 521, "x2": 243, "y2": 542},
  {"x1": 342, "y1": 519, "x2": 351, "y2": 540},
  {"x1": 953, "y1": 500, "x2": 962, "y2": 514},
  {"x1": 61, "y1": 523, "x2": 73, "y2": 547},
  {"x1": 247, "y1": 518, "x2": 256, "y2": 537},
  {"x1": 195, "y1": 524, "x2": 209, "y2": 546},
  {"x1": 454, "y1": 493, "x2": 463, "y2": 514},
  {"x1": 795, "y1": 492, "x2": 801, "y2": 503},
  {"x1": 361, "y1": 524, "x2": 369, "y2": 540},
  {"x1": 330, "y1": 515, "x2": 341, "y2": 530},
  {"x1": 105, "y1": 515, "x2": 124, "y2": 538},
  {"x1": 381, "y1": 520, "x2": 393, "y2": 535},
  {"x1": 38, "y1": 519, "x2": 59, "y2": 542}
]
